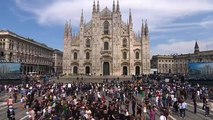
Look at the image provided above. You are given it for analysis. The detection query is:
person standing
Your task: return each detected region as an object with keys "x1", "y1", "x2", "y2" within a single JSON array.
[
  {"x1": 192, "y1": 91, "x2": 197, "y2": 113},
  {"x1": 149, "y1": 106, "x2": 156, "y2": 120},
  {"x1": 159, "y1": 111, "x2": 166, "y2": 120},
  {"x1": 28, "y1": 108, "x2": 36, "y2": 120},
  {"x1": 7, "y1": 96, "x2": 13, "y2": 106},
  {"x1": 7, "y1": 106, "x2": 15, "y2": 120},
  {"x1": 202, "y1": 96, "x2": 207, "y2": 110},
  {"x1": 180, "y1": 100, "x2": 187, "y2": 118},
  {"x1": 205, "y1": 99, "x2": 212, "y2": 117},
  {"x1": 132, "y1": 97, "x2": 136, "y2": 116}
]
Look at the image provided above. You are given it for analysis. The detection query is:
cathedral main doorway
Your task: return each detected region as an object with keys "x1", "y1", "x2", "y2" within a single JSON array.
[
  {"x1": 73, "y1": 66, "x2": 78, "y2": 75},
  {"x1": 123, "y1": 66, "x2": 128, "y2": 75},
  {"x1": 135, "y1": 66, "x2": 140, "y2": 75},
  {"x1": 103, "y1": 62, "x2": 110, "y2": 76}
]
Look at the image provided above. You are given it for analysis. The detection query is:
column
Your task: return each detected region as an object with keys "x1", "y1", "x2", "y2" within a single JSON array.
[{"x1": 5, "y1": 38, "x2": 10, "y2": 61}]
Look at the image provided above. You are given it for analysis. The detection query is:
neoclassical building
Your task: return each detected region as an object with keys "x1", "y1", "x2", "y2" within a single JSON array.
[
  {"x1": 0, "y1": 30, "x2": 54, "y2": 74},
  {"x1": 63, "y1": 1, "x2": 151, "y2": 76},
  {"x1": 53, "y1": 49, "x2": 63, "y2": 74},
  {"x1": 151, "y1": 42, "x2": 213, "y2": 74}
]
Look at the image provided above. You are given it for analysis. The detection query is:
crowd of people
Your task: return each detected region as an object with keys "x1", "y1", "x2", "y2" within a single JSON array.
[{"x1": 1, "y1": 75, "x2": 213, "y2": 120}]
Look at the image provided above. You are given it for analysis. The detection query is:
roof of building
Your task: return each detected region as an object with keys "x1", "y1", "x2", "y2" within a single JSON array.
[
  {"x1": 0, "y1": 30, "x2": 53, "y2": 51},
  {"x1": 53, "y1": 49, "x2": 63, "y2": 54},
  {"x1": 152, "y1": 49, "x2": 213, "y2": 59}
]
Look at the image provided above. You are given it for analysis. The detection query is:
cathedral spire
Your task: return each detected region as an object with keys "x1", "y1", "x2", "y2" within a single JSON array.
[
  {"x1": 92, "y1": 0, "x2": 96, "y2": 13},
  {"x1": 80, "y1": 9, "x2": 84, "y2": 25},
  {"x1": 116, "y1": 0, "x2": 120, "y2": 13},
  {"x1": 138, "y1": 30, "x2": 140, "y2": 39},
  {"x1": 129, "y1": 9, "x2": 132, "y2": 24},
  {"x1": 68, "y1": 20, "x2": 72, "y2": 38},
  {"x1": 141, "y1": 19, "x2": 145, "y2": 36},
  {"x1": 97, "y1": 0, "x2": 100, "y2": 12},
  {"x1": 145, "y1": 19, "x2": 149, "y2": 35},
  {"x1": 113, "y1": 0, "x2": 115, "y2": 12},
  {"x1": 194, "y1": 41, "x2": 200, "y2": 54},
  {"x1": 64, "y1": 20, "x2": 68, "y2": 39}
]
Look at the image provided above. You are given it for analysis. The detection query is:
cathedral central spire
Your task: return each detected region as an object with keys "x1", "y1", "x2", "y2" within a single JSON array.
[
  {"x1": 145, "y1": 20, "x2": 149, "y2": 35},
  {"x1": 92, "y1": 0, "x2": 96, "y2": 13},
  {"x1": 129, "y1": 9, "x2": 132, "y2": 24},
  {"x1": 80, "y1": 9, "x2": 84, "y2": 25},
  {"x1": 141, "y1": 20, "x2": 145, "y2": 36},
  {"x1": 116, "y1": 0, "x2": 120, "y2": 13},
  {"x1": 97, "y1": 0, "x2": 100, "y2": 12},
  {"x1": 113, "y1": 0, "x2": 115, "y2": 12}
]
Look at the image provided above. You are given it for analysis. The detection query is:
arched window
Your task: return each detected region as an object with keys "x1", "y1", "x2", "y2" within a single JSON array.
[
  {"x1": 123, "y1": 52, "x2": 127, "y2": 59},
  {"x1": 86, "y1": 52, "x2": 90, "y2": 59},
  {"x1": 123, "y1": 38, "x2": 127, "y2": 47},
  {"x1": 103, "y1": 21, "x2": 109, "y2": 35},
  {"x1": 104, "y1": 42, "x2": 109, "y2": 50},
  {"x1": 74, "y1": 52, "x2": 77, "y2": 60},
  {"x1": 86, "y1": 39, "x2": 90, "y2": 48},
  {"x1": 135, "y1": 52, "x2": 139, "y2": 59},
  {"x1": 0, "y1": 52, "x2": 4, "y2": 56}
]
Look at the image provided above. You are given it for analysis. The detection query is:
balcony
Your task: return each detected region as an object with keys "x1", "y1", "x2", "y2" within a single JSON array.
[
  {"x1": 134, "y1": 59, "x2": 141, "y2": 62},
  {"x1": 121, "y1": 59, "x2": 129, "y2": 63},
  {"x1": 100, "y1": 50, "x2": 112, "y2": 56}
]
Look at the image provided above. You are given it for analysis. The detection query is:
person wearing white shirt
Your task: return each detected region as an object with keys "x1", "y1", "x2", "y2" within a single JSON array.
[
  {"x1": 179, "y1": 101, "x2": 187, "y2": 118},
  {"x1": 159, "y1": 114, "x2": 166, "y2": 120}
]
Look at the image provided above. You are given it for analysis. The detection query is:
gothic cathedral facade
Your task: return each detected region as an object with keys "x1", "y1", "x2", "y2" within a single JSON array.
[{"x1": 63, "y1": 1, "x2": 150, "y2": 76}]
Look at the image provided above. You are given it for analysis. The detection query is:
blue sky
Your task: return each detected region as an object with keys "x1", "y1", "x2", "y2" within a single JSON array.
[{"x1": 1, "y1": 0, "x2": 213, "y2": 55}]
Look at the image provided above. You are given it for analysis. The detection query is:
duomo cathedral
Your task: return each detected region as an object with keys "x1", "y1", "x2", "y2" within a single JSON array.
[{"x1": 63, "y1": 0, "x2": 150, "y2": 76}]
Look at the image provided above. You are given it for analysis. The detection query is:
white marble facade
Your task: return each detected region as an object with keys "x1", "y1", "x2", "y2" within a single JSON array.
[{"x1": 63, "y1": 1, "x2": 150, "y2": 76}]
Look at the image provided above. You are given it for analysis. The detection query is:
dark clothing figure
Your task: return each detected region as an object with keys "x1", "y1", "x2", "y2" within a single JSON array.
[
  {"x1": 192, "y1": 92, "x2": 197, "y2": 114},
  {"x1": 173, "y1": 101, "x2": 179, "y2": 112},
  {"x1": 7, "y1": 107, "x2": 15, "y2": 120},
  {"x1": 13, "y1": 93, "x2": 17, "y2": 103},
  {"x1": 132, "y1": 100, "x2": 136, "y2": 116},
  {"x1": 205, "y1": 101, "x2": 211, "y2": 116},
  {"x1": 193, "y1": 99, "x2": 197, "y2": 113},
  {"x1": 202, "y1": 97, "x2": 206, "y2": 110}
]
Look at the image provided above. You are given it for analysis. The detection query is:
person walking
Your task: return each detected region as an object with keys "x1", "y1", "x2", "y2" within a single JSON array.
[
  {"x1": 180, "y1": 100, "x2": 187, "y2": 118},
  {"x1": 192, "y1": 91, "x2": 197, "y2": 113},
  {"x1": 132, "y1": 97, "x2": 136, "y2": 116},
  {"x1": 202, "y1": 96, "x2": 207, "y2": 110},
  {"x1": 205, "y1": 99, "x2": 212, "y2": 117},
  {"x1": 159, "y1": 111, "x2": 166, "y2": 120},
  {"x1": 7, "y1": 106, "x2": 15, "y2": 120},
  {"x1": 28, "y1": 108, "x2": 36, "y2": 120},
  {"x1": 149, "y1": 106, "x2": 156, "y2": 120},
  {"x1": 7, "y1": 96, "x2": 13, "y2": 106}
]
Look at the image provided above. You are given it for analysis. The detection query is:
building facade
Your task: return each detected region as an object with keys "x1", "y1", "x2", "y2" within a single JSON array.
[
  {"x1": 151, "y1": 55, "x2": 174, "y2": 74},
  {"x1": 63, "y1": 1, "x2": 151, "y2": 76},
  {"x1": 0, "y1": 30, "x2": 54, "y2": 74},
  {"x1": 151, "y1": 42, "x2": 213, "y2": 74},
  {"x1": 53, "y1": 49, "x2": 63, "y2": 74}
]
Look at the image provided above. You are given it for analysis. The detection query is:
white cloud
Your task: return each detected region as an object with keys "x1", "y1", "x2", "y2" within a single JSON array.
[
  {"x1": 152, "y1": 20, "x2": 213, "y2": 32},
  {"x1": 14, "y1": 0, "x2": 213, "y2": 54},
  {"x1": 15, "y1": 0, "x2": 213, "y2": 31},
  {"x1": 152, "y1": 39, "x2": 213, "y2": 55}
]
